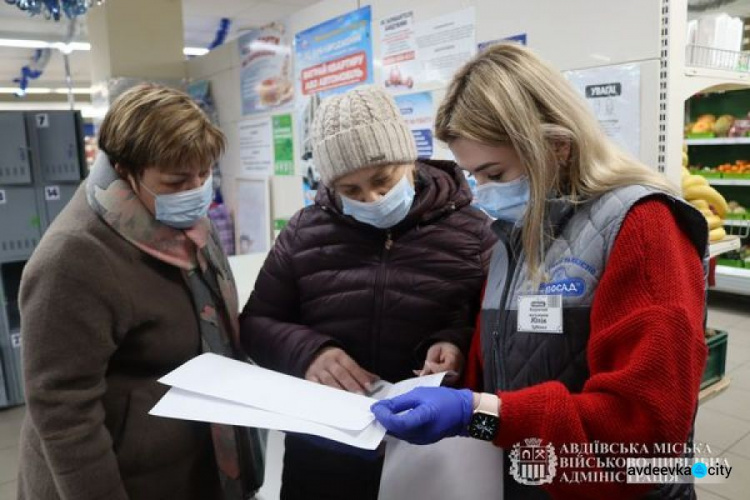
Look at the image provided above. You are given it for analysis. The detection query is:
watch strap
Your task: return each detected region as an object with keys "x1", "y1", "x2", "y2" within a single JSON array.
[{"x1": 475, "y1": 393, "x2": 500, "y2": 416}]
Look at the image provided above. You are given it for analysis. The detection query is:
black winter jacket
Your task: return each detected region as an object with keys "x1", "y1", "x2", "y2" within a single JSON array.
[{"x1": 240, "y1": 160, "x2": 496, "y2": 383}]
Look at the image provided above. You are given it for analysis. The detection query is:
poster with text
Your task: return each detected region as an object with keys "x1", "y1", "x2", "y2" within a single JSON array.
[
  {"x1": 379, "y1": 11, "x2": 418, "y2": 92},
  {"x1": 294, "y1": 6, "x2": 374, "y2": 193},
  {"x1": 239, "y1": 117, "x2": 273, "y2": 177},
  {"x1": 565, "y1": 64, "x2": 641, "y2": 158},
  {"x1": 394, "y1": 91, "x2": 434, "y2": 158},
  {"x1": 379, "y1": 8, "x2": 476, "y2": 92},
  {"x1": 273, "y1": 114, "x2": 294, "y2": 176},
  {"x1": 239, "y1": 22, "x2": 294, "y2": 115},
  {"x1": 236, "y1": 179, "x2": 271, "y2": 255},
  {"x1": 416, "y1": 8, "x2": 476, "y2": 86}
]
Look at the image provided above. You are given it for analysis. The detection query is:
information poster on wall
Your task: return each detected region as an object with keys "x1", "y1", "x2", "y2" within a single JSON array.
[
  {"x1": 239, "y1": 117, "x2": 273, "y2": 177},
  {"x1": 394, "y1": 91, "x2": 434, "y2": 158},
  {"x1": 379, "y1": 12, "x2": 418, "y2": 91},
  {"x1": 239, "y1": 22, "x2": 294, "y2": 115},
  {"x1": 379, "y1": 8, "x2": 476, "y2": 91},
  {"x1": 294, "y1": 6, "x2": 374, "y2": 193},
  {"x1": 236, "y1": 179, "x2": 271, "y2": 255},
  {"x1": 273, "y1": 114, "x2": 294, "y2": 176},
  {"x1": 565, "y1": 64, "x2": 641, "y2": 158}
]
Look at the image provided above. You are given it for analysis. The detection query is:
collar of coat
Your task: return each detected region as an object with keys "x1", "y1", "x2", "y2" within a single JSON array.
[{"x1": 85, "y1": 153, "x2": 211, "y2": 271}]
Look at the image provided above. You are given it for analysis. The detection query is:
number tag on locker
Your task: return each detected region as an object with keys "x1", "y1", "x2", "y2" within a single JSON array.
[{"x1": 45, "y1": 185, "x2": 61, "y2": 201}]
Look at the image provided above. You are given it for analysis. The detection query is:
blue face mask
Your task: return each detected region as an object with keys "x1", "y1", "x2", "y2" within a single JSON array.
[
  {"x1": 142, "y1": 175, "x2": 213, "y2": 229},
  {"x1": 341, "y1": 174, "x2": 416, "y2": 229},
  {"x1": 475, "y1": 175, "x2": 530, "y2": 224}
]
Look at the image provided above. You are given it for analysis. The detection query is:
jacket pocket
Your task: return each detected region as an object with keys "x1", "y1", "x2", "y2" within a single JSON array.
[{"x1": 115, "y1": 385, "x2": 210, "y2": 475}]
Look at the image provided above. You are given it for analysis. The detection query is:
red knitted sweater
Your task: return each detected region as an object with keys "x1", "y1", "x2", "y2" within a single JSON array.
[{"x1": 464, "y1": 199, "x2": 708, "y2": 499}]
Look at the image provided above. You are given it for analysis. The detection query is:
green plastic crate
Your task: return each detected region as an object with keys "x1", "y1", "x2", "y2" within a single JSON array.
[{"x1": 702, "y1": 330, "x2": 728, "y2": 390}]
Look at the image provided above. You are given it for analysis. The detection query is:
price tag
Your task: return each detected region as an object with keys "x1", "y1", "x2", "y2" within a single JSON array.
[
  {"x1": 11, "y1": 333, "x2": 21, "y2": 349},
  {"x1": 517, "y1": 295, "x2": 563, "y2": 334}
]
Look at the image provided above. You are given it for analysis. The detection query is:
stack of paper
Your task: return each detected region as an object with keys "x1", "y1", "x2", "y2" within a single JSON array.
[{"x1": 150, "y1": 353, "x2": 446, "y2": 450}]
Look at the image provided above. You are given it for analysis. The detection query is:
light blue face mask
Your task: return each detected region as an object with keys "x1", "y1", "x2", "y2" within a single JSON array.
[
  {"x1": 142, "y1": 174, "x2": 214, "y2": 229},
  {"x1": 475, "y1": 175, "x2": 530, "y2": 224},
  {"x1": 341, "y1": 174, "x2": 416, "y2": 229}
]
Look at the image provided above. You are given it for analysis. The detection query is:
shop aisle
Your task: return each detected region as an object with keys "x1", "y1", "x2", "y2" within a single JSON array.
[{"x1": 0, "y1": 297, "x2": 749, "y2": 500}]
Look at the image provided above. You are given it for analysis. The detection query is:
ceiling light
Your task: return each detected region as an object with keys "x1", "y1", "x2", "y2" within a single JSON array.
[
  {"x1": 0, "y1": 87, "x2": 93, "y2": 94},
  {"x1": 0, "y1": 38, "x2": 201, "y2": 56},
  {"x1": 0, "y1": 38, "x2": 51, "y2": 49},
  {"x1": 184, "y1": 47, "x2": 209, "y2": 56}
]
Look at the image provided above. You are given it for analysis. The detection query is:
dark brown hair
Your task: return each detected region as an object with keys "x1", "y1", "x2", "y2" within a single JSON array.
[{"x1": 98, "y1": 83, "x2": 225, "y2": 179}]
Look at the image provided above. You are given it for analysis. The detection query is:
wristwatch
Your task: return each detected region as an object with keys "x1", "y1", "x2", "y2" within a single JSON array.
[{"x1": 467, "y1": 393, "x2": 500, "y2": 441}]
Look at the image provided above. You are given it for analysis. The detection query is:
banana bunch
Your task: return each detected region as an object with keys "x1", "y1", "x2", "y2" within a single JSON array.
[{"x1": 681, "y1": 167, "x2": 729, "y2": 242}]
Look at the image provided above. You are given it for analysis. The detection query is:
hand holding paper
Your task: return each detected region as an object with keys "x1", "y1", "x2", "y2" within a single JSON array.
[{"x1": 370, "y1": 387, "x2": 474, "y2": 445}]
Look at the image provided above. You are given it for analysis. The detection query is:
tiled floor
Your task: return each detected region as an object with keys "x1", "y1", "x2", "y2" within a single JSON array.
[{"x1": 1, "y1": 293, "x2": 749, "y2": 500}]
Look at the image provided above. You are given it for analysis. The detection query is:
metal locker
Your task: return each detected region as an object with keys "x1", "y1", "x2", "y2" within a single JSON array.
[
  {"x1": 0, "y1": 260, "x2": 25, "y2": 407},
  {"x1": 0, "y1": 186, "x2": 42, "y2": 263},
  {"x1": 42, "y1": 183, "x2": 78, "y2": 226},
  {"x1": 0, "y1": 112, "x2": 32, "y2": 185},
  {"x1": 0, "y1": 354, "x2": 8, "y2": 407},
  {"x1": 26, "y1": 111, "x2": 85, "y2": 183}
]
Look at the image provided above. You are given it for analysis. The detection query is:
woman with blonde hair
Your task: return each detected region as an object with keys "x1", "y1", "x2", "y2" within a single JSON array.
[
  {"x1": 372, "y1": 43, "x2": 709, "y2": 499},
  {"x1": 17, "y1": 84, "x2": 264, "y2": 500}
]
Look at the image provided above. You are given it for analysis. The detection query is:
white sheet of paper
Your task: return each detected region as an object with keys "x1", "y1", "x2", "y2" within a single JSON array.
[
  {"x1": 150, "y1": 387, "x2": 387, "y2": 450},
  {"x1": 379, "y1": 437, "x2": 505, "y2": 500},
  {"x1": 155, "y1": 353, "x2": 447, "y2": 441},
  {"x1": 158, "y1": 353, "x2": 375, "y2": 430}
]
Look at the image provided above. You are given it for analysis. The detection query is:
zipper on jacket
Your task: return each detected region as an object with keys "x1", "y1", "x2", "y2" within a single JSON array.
[
  {"x1": 492, "y1": 235, "x2": 519, "y2": 391},
  {"x1": 371, "y1": 230, "x2": 393, "y2": 373}
]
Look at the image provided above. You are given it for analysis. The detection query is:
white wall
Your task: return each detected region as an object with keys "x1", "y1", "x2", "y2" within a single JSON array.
[{"x1": 187, "y1": 0, "x2": 664, "y2": 228}]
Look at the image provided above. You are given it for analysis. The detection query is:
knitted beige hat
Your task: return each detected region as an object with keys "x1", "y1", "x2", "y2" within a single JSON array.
[{"x1": 312, "y1": 86, "x2": 418, "y2": 187}]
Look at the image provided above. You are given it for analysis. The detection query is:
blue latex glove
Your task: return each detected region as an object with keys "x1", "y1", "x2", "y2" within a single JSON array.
[{"x1": 370, "y1": 387, "x2": 474, "y2": 445}]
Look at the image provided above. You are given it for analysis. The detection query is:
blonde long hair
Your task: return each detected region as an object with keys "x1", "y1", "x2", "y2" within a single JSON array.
[{"x1": 435, "y1": 43, "x2": 675, "y2": 280}]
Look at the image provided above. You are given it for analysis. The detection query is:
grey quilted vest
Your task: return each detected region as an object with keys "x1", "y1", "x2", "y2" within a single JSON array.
[{"x1": 481, "y1": 185, "x2": 708, "y2": 500}]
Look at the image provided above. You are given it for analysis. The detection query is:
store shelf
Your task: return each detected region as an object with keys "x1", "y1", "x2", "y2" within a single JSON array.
[
  {"x1": 724, "y1": 219, "x2": 750, "y2": 227},
  {"x1": 714, "y1": 265, "x2": 750, "y2": 295},
  {"x1": 710, "y1": 236, "x2": 742, "y2": 258},
  {"x1": 685, "y1": 137, "x2": 750, "y2": 145},
  {"x1": 707, "y1": 178, "x2": 750, "y2": 186},
  {"x1": 682, "y1": 67, "x2": 750, "y2": 101}
]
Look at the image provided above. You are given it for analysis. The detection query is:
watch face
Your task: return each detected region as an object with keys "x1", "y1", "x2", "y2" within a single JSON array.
[{"x1": 469, "y1": 412, "x2": 499, "y2": 441}]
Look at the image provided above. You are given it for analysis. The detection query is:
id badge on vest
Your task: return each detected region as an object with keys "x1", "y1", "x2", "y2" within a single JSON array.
[{"x1": 517, "y1": 294, "x2": 563, "y2": 334}]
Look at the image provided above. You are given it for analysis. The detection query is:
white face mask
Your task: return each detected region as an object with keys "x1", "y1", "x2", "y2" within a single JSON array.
[
  {"x1": 475, "y1": 175, "x2": 530, "y2": 224},
  {"x1": 141, "y1": 175, "x2": 213, "y2": 229},
  {"x1": 340, "y1": 174, "x2": 416, "y2": 229}
]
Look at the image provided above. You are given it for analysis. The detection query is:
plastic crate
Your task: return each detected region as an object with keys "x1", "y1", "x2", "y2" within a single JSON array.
[{"x1": 702, "y1": 330, "x2": 728, "y2": 390}]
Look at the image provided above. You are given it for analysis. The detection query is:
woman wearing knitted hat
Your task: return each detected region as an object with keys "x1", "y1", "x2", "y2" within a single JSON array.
[
  {"x1": 240, "y1": 85, "x2": 496, "y2": 499},
  {"x1": 371, "y1": 44, "x2": 709, "y2": 499}
]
